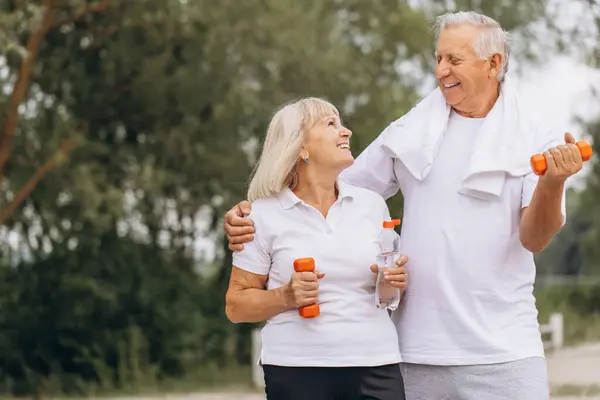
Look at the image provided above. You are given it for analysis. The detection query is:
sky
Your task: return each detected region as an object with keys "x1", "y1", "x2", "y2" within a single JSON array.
[{"x1": 513, "y1": 56, "x2": 600, "y2": 189}]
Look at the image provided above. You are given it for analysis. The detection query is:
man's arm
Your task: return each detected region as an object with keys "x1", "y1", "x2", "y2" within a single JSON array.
[
  {"x1": 520, "y1": 132, "x2": 582, "y2": 253},
  {"x1": 340, "y1": 126, "x2": 401, "y2": 200},
  {"x1": 520, "y1": 179, "x2": 565, "y2": 253}
]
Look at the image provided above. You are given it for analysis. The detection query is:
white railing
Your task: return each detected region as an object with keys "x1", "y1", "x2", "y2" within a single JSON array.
[
  {"x1": 251, "y1": 329, "x2": 265, "y2": 389},
  {"x1": 540, "y1": 312, "x2": 564, "y2": 351},
  {"x1": 250, "y1": 312, "x2": 564, "y2": 388}
]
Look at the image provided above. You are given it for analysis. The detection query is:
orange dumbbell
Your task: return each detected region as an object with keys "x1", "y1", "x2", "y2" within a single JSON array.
[
  {"x1": 530, "y1": 140, "x2": 593, "y2": 176},
  {"x1": 293, "y1": 258, "x2": 320, "y2": 318}
]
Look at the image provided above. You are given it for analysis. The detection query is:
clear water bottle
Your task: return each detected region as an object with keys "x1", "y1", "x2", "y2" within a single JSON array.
[{"x1": 375, "y1": 219, "x2": 402, "y2": 310}]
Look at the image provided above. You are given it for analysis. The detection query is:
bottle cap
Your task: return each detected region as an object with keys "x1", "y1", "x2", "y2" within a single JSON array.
[{"x1": 382, "y1": 219, "x2": 401, "y2": 228}]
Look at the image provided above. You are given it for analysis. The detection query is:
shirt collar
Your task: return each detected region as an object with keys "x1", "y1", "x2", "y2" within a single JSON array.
[{"x1": 277, "y1": 180, "x2": 355, "y2": 210}]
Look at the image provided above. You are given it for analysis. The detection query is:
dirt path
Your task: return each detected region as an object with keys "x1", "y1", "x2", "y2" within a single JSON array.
[
  {"x1": 107, "y1": 342, "x2": 600, "y2": 399},
  {"x1": 546, "y1": 342, "x2": 600, "y2": 386}
]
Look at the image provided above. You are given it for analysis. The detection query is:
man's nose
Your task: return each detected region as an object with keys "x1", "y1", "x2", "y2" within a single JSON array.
[{"x1": 435, "y1": 61, "x2": 450, "y2": 79}]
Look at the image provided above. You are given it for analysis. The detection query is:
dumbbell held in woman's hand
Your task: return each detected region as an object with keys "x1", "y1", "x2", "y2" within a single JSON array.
[
  {"x1": 291, "y1": 258, "x2": 324, "y2": 318},
  {"x1": 530, "y1": 137, "x2": 592, "y2": 176}
]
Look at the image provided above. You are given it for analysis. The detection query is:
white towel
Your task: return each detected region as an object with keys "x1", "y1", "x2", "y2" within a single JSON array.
[{"x1": 380, "y1": 75, "x2": 532, "y2": 200}]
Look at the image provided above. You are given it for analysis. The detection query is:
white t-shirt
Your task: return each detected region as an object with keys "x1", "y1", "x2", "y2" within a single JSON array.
[
  {"x1": 232, "y1": 182, "x2": 402, "y2": 367},
  {"x1": 340, "y1": 110, "x2": 567, "y2": 365}
]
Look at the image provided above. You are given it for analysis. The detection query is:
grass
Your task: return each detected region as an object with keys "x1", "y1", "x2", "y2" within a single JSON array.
[
  {"x1": 0, "y1": 364, "x2": 258, "y2": 400},
  {"x1": 552, "y1": 384, "x2": 600, "y2": 397}
]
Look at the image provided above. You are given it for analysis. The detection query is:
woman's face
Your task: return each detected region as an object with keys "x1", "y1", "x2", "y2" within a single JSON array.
[{"x1": 302, "y1": 112, "x2": 354, "y2": 173}]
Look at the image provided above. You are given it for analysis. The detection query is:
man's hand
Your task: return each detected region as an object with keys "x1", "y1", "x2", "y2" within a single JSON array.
[
  {"x1": 370, "y1": 255, "x2": 408, "y2": 290},
  {"x1": 540, "y1": 132, "x2": 584, "y2": 185},
  {"x1": 224, "y1": 201, "x2": 254, "y2": 252}
]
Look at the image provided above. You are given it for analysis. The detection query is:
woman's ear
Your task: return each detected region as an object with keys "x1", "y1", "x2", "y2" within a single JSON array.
[{"x1": 299, "y1": 147, "x2": 309, "y2": 162}]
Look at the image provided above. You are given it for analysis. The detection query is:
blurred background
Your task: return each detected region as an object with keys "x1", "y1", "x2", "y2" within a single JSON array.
[{"x1": 0, "y1": 0, "x2": 599, "y2": 399}]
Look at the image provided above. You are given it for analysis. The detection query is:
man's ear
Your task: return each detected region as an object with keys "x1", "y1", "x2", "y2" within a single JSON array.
[{"x1": 489, "y1": 53, "x2": 502, "y2": 77}]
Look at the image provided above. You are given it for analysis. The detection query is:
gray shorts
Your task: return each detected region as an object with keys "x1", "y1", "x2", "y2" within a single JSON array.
[{"x1": 400, "y1": 357, "x2": 549, "y2": 400}]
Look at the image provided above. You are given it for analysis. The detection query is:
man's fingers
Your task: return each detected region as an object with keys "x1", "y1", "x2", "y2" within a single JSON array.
[
  {"x1": 228, "y1": 243, "x2": 244, "y2": 252},
  {"x1": 549, "y1": 147, "x2": 565, "y2": 168},
  {"x1": 228, "y1": 214, "x2": 255, "y2": 228},
  {"x1": 227, "y1": 233, "x2": 255, "y2": 245},
  {"x1": 238, "y1": 200, "x2": 252, "y2": 216},
  {"x1": 558, "y1": 144, "x2": 574, "y2": 165},
  {"x1": 315, "y1": 271, "x2": 326, "y2": 279},
  {"x1": 544, "y1": 151, "x2": 557, "y2": 174},
  {"x1": 564, "y1": 132, "x2": 576, "y2": 144},
  {"x1": 569, "y1": 144, "x2": 583, "y2": 165},
  {"x1": 224, "y1": 205, "x2": 244, "y2": 227},
  {"x1": 226, "y1": 225, "x2": 255, "y2": 237}
]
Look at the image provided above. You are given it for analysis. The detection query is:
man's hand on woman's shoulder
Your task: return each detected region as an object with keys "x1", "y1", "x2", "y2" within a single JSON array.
[{"x1": 224, "y1": 200, "x2": 255, "y2": 251}]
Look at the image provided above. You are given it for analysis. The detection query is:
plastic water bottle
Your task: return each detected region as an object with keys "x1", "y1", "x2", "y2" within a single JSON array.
[{"x1": 375, "y1": 219, "x2": 402, "y2": 310}]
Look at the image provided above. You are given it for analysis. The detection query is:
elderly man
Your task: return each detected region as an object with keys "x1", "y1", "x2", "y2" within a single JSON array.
[{"x1": 223, "y1": 11, "x2": 585, "y2": 399}]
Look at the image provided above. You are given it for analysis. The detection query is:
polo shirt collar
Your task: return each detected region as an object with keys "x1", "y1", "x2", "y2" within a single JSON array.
[{"x1": 278, "y1": 181, "x2": 355, "y2": 210}]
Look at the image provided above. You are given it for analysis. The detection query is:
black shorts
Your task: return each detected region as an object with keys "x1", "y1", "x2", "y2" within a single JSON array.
[{"x1": 262, "y1": 363, "x2": 405, "y2": 400}]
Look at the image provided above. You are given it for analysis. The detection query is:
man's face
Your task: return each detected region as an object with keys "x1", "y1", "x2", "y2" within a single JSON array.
[{"x1": 434, "y1": 24, "x2": 499, "y2": 114}]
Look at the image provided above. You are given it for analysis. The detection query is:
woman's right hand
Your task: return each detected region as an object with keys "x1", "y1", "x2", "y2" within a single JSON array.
[{"x1": 285, "y1": 270, "x2": 326, "y2": 308}]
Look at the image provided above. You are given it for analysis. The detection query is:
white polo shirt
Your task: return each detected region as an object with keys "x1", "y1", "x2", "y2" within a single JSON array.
[
  {"x1": 232, "y1": 182, "x2": 402, "y2": 367},
  {"x1": 340, "y1": 110, "x2": 567, "y2": 365}
]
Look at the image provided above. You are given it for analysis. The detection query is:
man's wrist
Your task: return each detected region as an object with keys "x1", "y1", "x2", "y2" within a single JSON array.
[{"x1": 537, "y1": 176, "x2": 566, "y2": 193}]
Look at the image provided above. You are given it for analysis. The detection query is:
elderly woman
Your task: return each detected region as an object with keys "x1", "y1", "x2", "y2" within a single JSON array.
[{"x1": 225, "y1": 97, "x2": 407, "y2": 400}]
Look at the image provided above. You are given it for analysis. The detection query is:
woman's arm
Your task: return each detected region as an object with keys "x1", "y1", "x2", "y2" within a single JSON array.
[
  {"x1": 226, "y1": 202, "x2": 324, "y2": 323},
  {"x1": 225, "y1": 266, "x2": 294, "y2": 323}
]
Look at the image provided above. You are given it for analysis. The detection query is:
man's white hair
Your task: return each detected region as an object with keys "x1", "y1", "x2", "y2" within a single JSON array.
[{"x1": 433, "y1": 11, "x2": 511, "y2": 81}]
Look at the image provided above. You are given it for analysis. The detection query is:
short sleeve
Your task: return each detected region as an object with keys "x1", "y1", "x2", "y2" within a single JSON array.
[
  {"x1": 379, "y1": 194, "x2": 392, "y2": 222},
  {"x1": 339, "y1": 126, "x2": 401, "y2": 200},
  {"x1": 231, "y1": 213, "x2": 271, "y2": 275}
]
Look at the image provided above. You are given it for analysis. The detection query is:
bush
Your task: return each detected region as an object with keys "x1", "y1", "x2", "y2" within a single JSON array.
[{"x1": 534, "y1": 282, "x2": 600, "y2": 346}]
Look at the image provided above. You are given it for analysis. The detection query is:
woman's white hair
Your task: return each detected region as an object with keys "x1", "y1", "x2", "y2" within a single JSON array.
[
  {"x1": 433, "y1": 11, "x2": 511, "y2": 81},
  {"x1": 247, "y1": 97, "x2": 338, "y2": 202}
]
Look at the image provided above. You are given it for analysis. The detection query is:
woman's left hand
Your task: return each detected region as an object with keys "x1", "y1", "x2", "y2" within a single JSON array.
[{"x1": 370, "y1": 255, "x2": 408, "y2": 289}]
